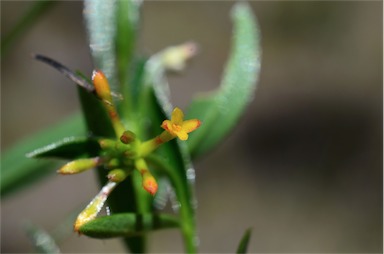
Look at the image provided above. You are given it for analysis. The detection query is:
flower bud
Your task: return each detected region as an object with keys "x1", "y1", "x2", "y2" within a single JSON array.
[
  {"x1": 120, "y1": 130, "x2": 136, "y2": 144},
  {"x1": 74, "y1": 181, "x2": 117, "y2": 232},
  {"x1": 107, "y1": 169, "x2": 128, "y2": 183},
  {"x1": 106, "y1": 158, "x2": 120, "y2": 169},
  {"x1": 98, "y1": 139, "x2": 116, "y2": 150},
  {"x1": 142, "y1": 172, "x2": 158, "y2": 196},
  {"x1": 58, "y1": 157, "x2": 100, "y2": 175},
  {"x1": 161, "y1": 42, "x2": 198, "y2": 71},
  {"x1": 92, "y1": 70, "x2": 112, "y2": 102},
  {"x1": 135, "y1": 158, "x2": 158, "y2": 195}
]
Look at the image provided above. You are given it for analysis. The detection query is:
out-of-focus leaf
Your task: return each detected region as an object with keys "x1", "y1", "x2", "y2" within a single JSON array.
[
  {"x1": 1, "y1": 114, "x2": 85, "y2": 197},
  {"x1": 25, "y1": 223, "x2": 61, "y2": 254},
  {"x1": 79, "y1": 213, "x2": 179, "y2": 238},
  {"x1": 83, "y1": 0, "x2": 118, "y2": 90},
  {"x1": 152, "y1": 177, "x2": 172, "y2": 210},
  {"x1": 236, "y1": 228, "x2": 252, "y2": 254},
  {"x1": 1, "y1": 1, "x2": 56, "y2": 57},
  {"x1": 26, "y1": 137, "x2": 100, "y2": 160},
  {"x1": 186, "y1": 2, "x2": 261, "y2": 158}
]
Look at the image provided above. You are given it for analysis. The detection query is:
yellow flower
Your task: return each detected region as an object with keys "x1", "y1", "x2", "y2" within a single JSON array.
[{"x1": 161, "y1": 107, "x2": 201, "y2": 141}]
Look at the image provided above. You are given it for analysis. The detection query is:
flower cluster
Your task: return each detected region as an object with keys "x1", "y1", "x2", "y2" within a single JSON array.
[{"x1": 58, "y1": 70, "x2": 201, "y2": 231}]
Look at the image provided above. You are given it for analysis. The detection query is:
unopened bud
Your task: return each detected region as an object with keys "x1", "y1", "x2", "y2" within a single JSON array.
[
  {"x1": 98, "y1": 139, "x2": 116, "y2": 150},
  {"x1": 92, "y1": 70, "x2": 126, "y2": 136},
  {"x1": 58, "y1": 157, "x2": 100, "y2": 175},
  {"x1": 142, "y1": 172, "x2": 158, "y2": 196},
  {"x1": 120, "y1": 131, "x2": 136, "y2": 144},
  {"x1": 107, "y1": 169, "x2": 128, "y2": 183},
  {"x1": 135, "y1": 158, "x2": 158, "y2": 195},
  {"x1": 106, "y1": 158, "x2": 120, "y2": 169},
  {"x1": 74, "y1": 181, "x2": 117, "y2": 232},
  {"x1": 92, "y1": 70, "x2": 112, "y2": 102},
  {"x1": 161, "y1": 41, "x2": 198, "y2": 71}
]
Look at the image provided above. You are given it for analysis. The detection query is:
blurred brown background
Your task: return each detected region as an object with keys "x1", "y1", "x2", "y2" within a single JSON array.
[{"x1": 1, "y1": 1, "x2": 382, "y2": 253}]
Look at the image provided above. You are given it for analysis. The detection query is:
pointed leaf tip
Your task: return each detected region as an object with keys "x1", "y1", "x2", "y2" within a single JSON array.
[{"x1": 236, "y1": 228, "x2": 252, "y2": 254}]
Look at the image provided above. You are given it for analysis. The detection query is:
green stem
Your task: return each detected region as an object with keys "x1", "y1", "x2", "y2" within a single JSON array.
[
  {"x1": 139, "y1": 131, "x2": 175, "y2": 157},
  {"x1": 146, "y1": 154, "x2": 197, "y2": 253}
]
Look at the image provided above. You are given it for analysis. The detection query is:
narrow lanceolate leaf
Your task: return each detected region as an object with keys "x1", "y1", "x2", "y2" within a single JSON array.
[
  {"x1": 78, "y1": 213, "x2": 179, "y2": 238},
  {"x1": 1, "y1": 113, "x2": 85, "y2": 197},
  {"x1": 236, "y1": 228, "x2": 252, "y2": 254},
  {"x1": 83, "y1": 0, "x2": 118, "y2": 90},
  {"x1": 186, "y1": 2, "x2": 261, "y2": 158},
  {"x1": 26, "y1": 137, "x2": 100, "y2": 160},
  {"x1": 33, "y1": 54, "x2": 95, "y2": 93}
]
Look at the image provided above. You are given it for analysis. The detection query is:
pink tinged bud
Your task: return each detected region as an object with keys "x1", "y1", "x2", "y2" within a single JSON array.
[
  {"x1": 74, "y1": 181, "x2": 117, "y2": 232},
  {"x1": 120, "y1": 131, "x2": 136, "y2": 144},
  {"x1": 161, "y1": 41, "x2": 198, "y2": 71},
  {"x1": 107, "y1": 169, "x2": 128, "y2": 183},
  {"x1": 58, "y1": 157, "x2": 100, "y2": 175},
  {"x1": 98, "y1": 139, "x2": 116, "y2": 149}
]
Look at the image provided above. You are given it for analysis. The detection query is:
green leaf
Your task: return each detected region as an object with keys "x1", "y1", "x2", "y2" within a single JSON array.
[
  {"x1": 1, "y1": 113, "x2": 85, "y2": 197},
  {"x1": 236, "y1": 228, "x2": 252, "y2": 254},
  {"x1": 34, "y1": 54, "x2": 95, "y2": 94},
  {"x1": 1, "y1": 1, "x2": 56, "y2": 57},
  {"x1": 116, "y1": 0, "x2": 141, "y2": 119},
  {"x1": 186, "y1": 2, "x2": 261, "y2": 158},
  {"x1": 77, "y1": 86, "x2": 116, "y2": 138},
  {"x1": 26, "y1": 136, "x2": 100, "y2": 160},
  {"x1": 79, "y1": 213, "x2": 179, "y2": 239},
  {"x1": 83, "y1": 0, "x2": 118, "y2": 90}
]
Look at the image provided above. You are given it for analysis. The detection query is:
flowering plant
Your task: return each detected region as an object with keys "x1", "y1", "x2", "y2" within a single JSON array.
[{"x1": 1, "y1": 0, "x2": 261, "y2": 253}]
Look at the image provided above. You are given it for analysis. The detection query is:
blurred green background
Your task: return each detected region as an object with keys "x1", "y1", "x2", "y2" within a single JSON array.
[{"x1": 1, "y1": 1, "x2": 382, "y2": 253}]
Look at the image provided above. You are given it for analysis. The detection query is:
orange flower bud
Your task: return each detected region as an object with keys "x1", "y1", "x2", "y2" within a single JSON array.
[
  {"x1": 92, "y1": 70, "x2": 125, "y2": 137},
  {"x1": 142, "y1": 172, "x2": 158, "y2": 196},
  {"x1": 92, "y1": 70, "x2": 112, "y2": 102},
  {"x1": 135, "y1": 158, "x2": 158, "y2": 195}
]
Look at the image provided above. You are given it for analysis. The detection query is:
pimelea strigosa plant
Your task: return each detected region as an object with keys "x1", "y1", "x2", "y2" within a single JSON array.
[{"x1": 2, "y1": 1, "x2": 261, "y2": 253}]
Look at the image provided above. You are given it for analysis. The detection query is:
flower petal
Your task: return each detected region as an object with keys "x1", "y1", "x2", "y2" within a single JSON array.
[
  {"x1": 171, "y1": 107, "x2": 184, "y2": 125},
  {"x1": 176, "y1": 130, "x2": 189, "y2": 141},
  {"x1": 181, "y1": 119, "x2": 201, "y2": 133},
  {"x1": 161, "y1": 120, "x2": 172, "y2": 131}
]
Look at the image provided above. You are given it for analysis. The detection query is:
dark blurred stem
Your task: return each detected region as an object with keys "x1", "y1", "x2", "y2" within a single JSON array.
[{"x1": 1, "y1": 0, "x2": 56, "y2": 57}]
